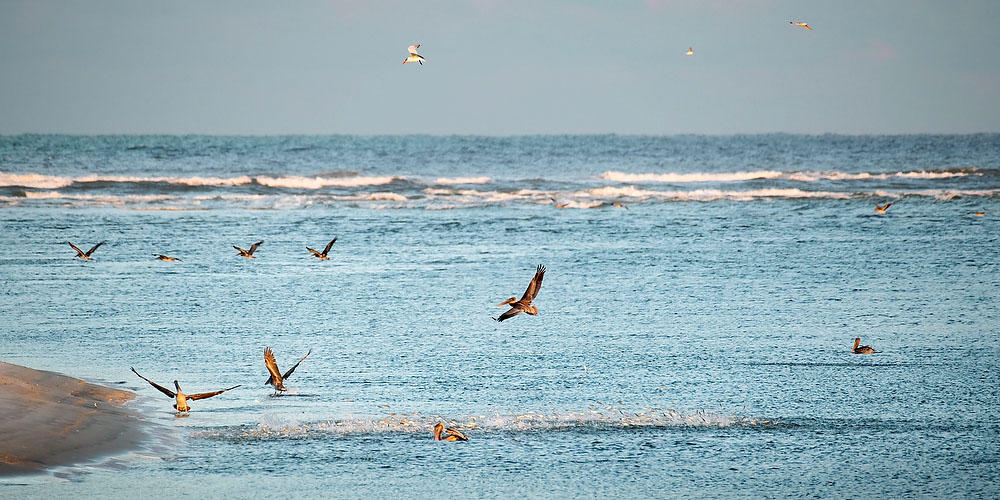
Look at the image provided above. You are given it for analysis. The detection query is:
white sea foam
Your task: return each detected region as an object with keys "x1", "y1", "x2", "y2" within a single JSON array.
[
  {"x1": 603, "y1": 169, "x2": 977, "y2": 183},
  {"x1": 435, "y1": 176, "x2": 491, "y2": 185},
  {"x1": 254, "y1": 175, "x2": 399, "y2": 189},
  {"x1": 0, "y1": 172, "x2": 74, "y2": 189},
  {"x1": 0, "y1": 171, "x2": 399, "y2": 189}
]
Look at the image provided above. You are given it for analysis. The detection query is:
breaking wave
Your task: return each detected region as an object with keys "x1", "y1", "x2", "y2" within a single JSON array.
[
  {"x1": 0, "y1": 172, "x2": 399, "y2": 189},
  {"x1": 601, "y1": 168, "x2": 980, "y2": 183},
  {"x1": 435, "y1": 176, "x2": 491, "y2": 185}
]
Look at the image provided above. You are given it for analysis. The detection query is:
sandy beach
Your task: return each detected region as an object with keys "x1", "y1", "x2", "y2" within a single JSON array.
[{"x1": 0, "y1": 361, "x2": 144, "y2": 476}]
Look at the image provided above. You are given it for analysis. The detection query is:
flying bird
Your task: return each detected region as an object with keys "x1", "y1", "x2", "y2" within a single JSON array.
[
  {"x1": 68, "y1": 241, "x2": 105, "y2": 260},
  {"x1": 153, "y1": 254, "x2": 181, "y2": 262},
  {"x1": 685, "y1": 47, "x2": 694, "y2": 55},
  {"x1": 433, "y1": 422, "x2": 468, "y2": 441},
  {"x1": 875, "y1": 202, "x2": 893, "y2": 214},
  {"x1": 494, "y1": 264, "x2": 546, "y2": 322},
  {"x1": 306, "y1": 238, "x2": 337, "y2": 260},
  {"x1": 130, "y1": 367, "x2": 240, "y2": 413},
  {"x1": 612, "y1": 201, "x2": 628, "y2": 209},
  {"x1": 264, "y1": 347, "x2": 311, "y2": 393},
  {"x1": 789, "y1": 21, "x2": 813, "y2": 30},
  {"x1": 852, "y1": 338, "x2": 876, "y2": 354},
  {"x1": 234, "y1": 241, "x2": 263, "y2": 258},
  {"x1": 403, "y1": 44, "x2": 426, "y2": 65}
]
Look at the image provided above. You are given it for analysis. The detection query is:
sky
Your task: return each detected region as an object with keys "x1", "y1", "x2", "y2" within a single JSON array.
[{"x1": 1, "y1": 0, "x2": 998, "y2": 135}]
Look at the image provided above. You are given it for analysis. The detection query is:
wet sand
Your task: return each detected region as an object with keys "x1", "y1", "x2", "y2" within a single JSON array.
[{"x1": 0, "y1": 361, "x2": 144, "y2": 476}]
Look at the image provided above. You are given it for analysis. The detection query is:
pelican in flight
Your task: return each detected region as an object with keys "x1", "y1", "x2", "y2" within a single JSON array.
[
  {"x1": 612, "y1": 201, "x2": 628, "y2": 209},
  {"x1": 494, "y1": 264, "x2": 546, "y2": 322},
  {"x1": 306, "y1": 238, "x2": 337, "y2": 260},
  {"x1": 433, "y1": 422, "x2": 468, "y2": 441},
  {"x1": 130, "y1": 367, "x2": 240, "y2": 413},
  {"x1": 852, "y1": 338, "x2": 876, "y2": 354},
  {"x1": 789, "y1": 21, "x2": 813, "y2": 30},
  {"x1": 153, "y1": 254, "x2": 181, "y2": 262},
  {"x1": 403, "y1": 44, "x2": 425, "y2": 65},
  {"x1": 685, "y1": 47, "x2": 694, "y2": 55},
  {"x1": 68, "y1": 241, "x2": 105, "y2": 260},
  {"x1": 875, "y1": 202, "x2": 893, "y2": 214},
  {"x1": 264, "y1": 347, "x2": 311, "y2": 393},
  {"x1": 234, "y1": 241, "x2": 263, "y2": 258}
]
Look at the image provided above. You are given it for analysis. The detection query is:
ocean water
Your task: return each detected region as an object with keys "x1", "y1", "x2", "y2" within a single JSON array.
[{"x1": 1, "y1": 134, "x2": 998, "y2": 498}]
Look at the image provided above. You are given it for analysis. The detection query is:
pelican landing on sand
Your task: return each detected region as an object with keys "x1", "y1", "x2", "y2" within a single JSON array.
[
  {"x1": 69, "y1": 241, "x2": 105, "y2": 260},
  {"x1": 852, "y1": 338, "x2": 877, "y2": 354},
  {"x1": 234, "y1": 241, "x2": 263, "y2": 258},
  {"x1": 306, "y1": 238, "x2": 337, "y2": 260},
  {"x1": 130, "y1": 367, "x2": 240, "y2": 413},
  {"x1": 433, "y1": 422, "x2": 468, "y2": 441},
  {"x1": 494, "y1": 264, "x2": 546, "y2": 322},
  {"x1": 264, "y1": 347, "x2": 311, "y2": 393},
  {"x1": 153, "y1": 254, "x2": 181, "y2": 262}
]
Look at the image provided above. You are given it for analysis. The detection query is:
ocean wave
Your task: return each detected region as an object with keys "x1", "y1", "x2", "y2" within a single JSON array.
[
  {"x1": 0, "y1": 171, "x2": 399, "y2": 189},
  {"x1": 434, "y1": 176, "x2": 491, "y2": 185},
  {"x1": 602, "y1": 169, "x2": 978, "y2": 183},
  {"x1": 254, "y1": 175, "x2": 398, "y2": 189},
  {"x1": 601, "y1": 171, "x2": 784, "y2": 183}
]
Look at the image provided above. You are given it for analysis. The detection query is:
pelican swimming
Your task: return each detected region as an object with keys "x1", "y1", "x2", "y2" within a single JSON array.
[
  {"x1": 306, "y1": 238, "x2": 337, "y2": 260},
  {"x1": 234, "y1": 241, "x2": 263, "y2": 258},
  {"x1": 875, "y1": 202, "x2": 893, "y2": 214},
  {"x1": 403, "y1": 44, "x2": 425, "y2": 65},
  {"x1": 685, "y1": 47, "x2": 694, "y2": 55},
  {"x1": 612, "y1": 201, "x2": 628, "y2": 209},
  {"x1": 852, "y1": 338, "x2": 876, "y2": 354},
  {"x1": 433, "y1": 422, "x2": 468, "y2": 441},
  {"x1": 789, "y1": 21, "x2": 813, "y2": 30},
  {"x1": 68, "y1": 241, "x2": 105, "y2": 260},
  {"x1": 970, "y1": 211, "x2": 985, "y2": 217},
  {"x1": 494, "y1": 264, "x2": 546, "y2": 322},
  {"x1": 130, "y1": 367, "x2": 240, "y2": 413},
  {"x1": 153, "y1": 254, "x2": 181, "y2": 262},
  {"x1": 264, "y1": 347, "x2": 311, "y2": 393}
]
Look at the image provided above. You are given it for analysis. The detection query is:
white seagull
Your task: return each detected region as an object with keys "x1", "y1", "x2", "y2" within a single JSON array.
[{"x1": 403, "y1": 44, "x2": 426, "y2": 65}]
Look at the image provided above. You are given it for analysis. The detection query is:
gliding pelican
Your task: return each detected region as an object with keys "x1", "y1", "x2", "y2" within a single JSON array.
[
  {"x1": 68, "y1": 241, "x2": 105, "y2": 260},
  {"x1": 494, "y1": 264, "x2": 546, "y2": 322},
  {"x1": 306, "y1": 238, "x2": 337, "y2": 260},
  {"x1": 234, "y1": 241, "x2": 263, "y2": 258}
]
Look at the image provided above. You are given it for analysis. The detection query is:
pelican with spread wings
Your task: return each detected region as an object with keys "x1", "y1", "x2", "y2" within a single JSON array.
[
  {"x1": 789, "y1": 21, "x2": 813, "y2": 30},
  {"x1": 494, "y1": 264, "x2": 546, "y2": 322},
  {"x1": 68, "y1": 241, "x2": 105, "y2": 260},
  {"x1": 130, "y1": 367, "x2": 240, "y2": 413},
  {"x1": 433, "y1": 422, "x2": 468, "y2": 441},
  {"x1": 403, "y1": 44, "x2": 426, "y2": 65},
  {"x1": 264, "y1": 347, "x2": 311, "y2": 393},
  {"x1": 306, "y1": 238, "x2": 337, "y2": 260},
  {"x1": 234, "y1": 241, "x2": 263, "y2": 258}
]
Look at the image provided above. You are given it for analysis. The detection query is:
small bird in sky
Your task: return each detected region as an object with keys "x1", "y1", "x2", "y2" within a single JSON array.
[
  {"x1": 68, "y1": 241, "x2": 105, "y2": 260},
  {"x1": 403, "y1": 44, "x2": 425, "y2": 65},
  {"x1": 875, "y1": 202, "x2": 893, "y2": 214},
  {"x1": 153, "y1": 254, "x2": 181, "y2": 262},
  {"x1": 685, "y1": 47, "x2": 694, "y2": 55},
  {"x1": 789, "y1": 21, "x2": 813, "y2": 31},
  {"x1": 306, "y1": 238, "x2": 337, "y2": 260},
  {"x1": 234, "y1": 241, "x2": 263, "y2": 258}
]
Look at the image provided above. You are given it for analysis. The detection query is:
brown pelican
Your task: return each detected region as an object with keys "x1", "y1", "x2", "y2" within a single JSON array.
[
  {"x1": 130, "y1": 367, "x2": 240, "y2": 413},
  {"x1": 970, "y1": 211, "x2": 985, "y2": 217},
  {"x1": 852, "y1": 338, "x2": 876, "y2": 354},
  {"x1": 264, "y1": 347, "x2": 311, "y2": 392},
  {"x1": 789, "y1": 21, "x2": 813, "y2": 30},
  {"x1": 549, "y1": 198, "x2": 568, "y2": 209},
  {"x1": 494, "y1": 264, "x2": 546, "y2": 322},
  {"x1": 234, "y1": 241, "x2": 263, "y2": 258},
  {"x1": 68, "y1": 241, "x2": 105, "y2": 260},
  {"x1": 306, "y1": 238, "x2": 337, "y2": 260},
  {"x1": 612, "y1": 201, "x2": 628, "y2": 209},
  {"x1": 875, "y1": 202, "x2": 893, "y2": 214},
  {"x1": 403, "y1": 44, "x2": 425, "y2": 65},
  {"x1": 153, "y1": 254, "x2": 181, "y2": 262},
  {"x1": 433, "y1": 422, "x2": 468, "y2": 441}
]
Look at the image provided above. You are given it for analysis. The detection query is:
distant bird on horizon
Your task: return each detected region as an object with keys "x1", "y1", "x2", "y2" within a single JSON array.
[
  {"x1": 234, "y1": 241, "x2": 263, "y2": 258},
  {"x1": 130, "y1": 367, "x2": 240, "y2": 413},
  {"x1": 68, "y1": 241, "x2": 105, "y2": 260},
  {"x1": 306, "y1": 238, "x2": 337, "y2": 260},
  {"x1": 685, "y1": 47, "x2": 694, "y2": 55},
  {"x1": 403, "y1": 44, "x2": 425, "y2": 65},
  {"x1": 875, "y1": 202, "x2": 893, "y2": 214},
  {"x1": 852, "y1": 338, "x2": 876, "y2": 354},
  {"x1": 264, "y1": 347, "x2": 311, "y2": 393},
  {"x1": 433, "y1": 422, "x2": 468, "y2": 441},
  {"x1": 494, "y1": 264, "x2": 546, "y2": 322},
  {"x1": 153, "y1": 254, "x2": 180, "y2": 262},
  {"x1": 789, "y1": 21, "x2": 813, "y2": 30}
]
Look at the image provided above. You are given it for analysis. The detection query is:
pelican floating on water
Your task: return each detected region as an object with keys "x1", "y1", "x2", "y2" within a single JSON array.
[
  {"x1": 494, "y1": 264, "x2": 546, "y2": 322},
  {"x1": 970, "y1": 211, "x2": 985, "y2": 217},
  {"x1": 153, "y1": 254, "x2": 181, "y2": 262},
  {"x1": 852, "y1": 338, "x2": 876, "y2": 354},
  {"x1": 130, "y1": 367, "x2": 240, "y2": 413},
  {"x1": 433, "y1": 422, "x2": 468, "y2": 441},
  {"x1": 306, "y1": 238, "x2": 337, "y2": 260},
  {"x1": 68, "y1": 241, "x2": 105, "y2": 260},
  {"x1": 264, "y1": 347, "x2": 311, "y2": 392},
  {"x1": 403, "y1": 44, "x2": 425, "y2": 65},
  {"x1": 789, "y1": 21, "x2": 813, "y2": 30},
  {"x1": 875, "y1": 202, "x2": 893, "y2": 214},
  {"x1": 234, "y1": 241, "x2": 263, "y2": 258}
]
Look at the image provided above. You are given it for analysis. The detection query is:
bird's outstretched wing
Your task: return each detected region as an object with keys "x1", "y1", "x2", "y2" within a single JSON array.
[
  {"x1": 248, "y1": 241, "x2": 263, "y2": 255},
  {"x1": 264, "y1": 347, "x2": 282, "y2": 386},
  {"x1": 322, "y1": 238, "x2": 337, "y2": 256},
  {"x1": 234, "y1": 245, "x2": 247, "y2": 254},
  {"x1": 445, "y1": 428, "x2": 468, "y2": 441},
  {"x1": 408, "y1": 44, "x2": 420, "y2": 56},
  {"x1": 85, "y1": 241, "x2": 105, "y2": 256},
  {"x1": 188, "y1": 385, "x2": 241, "y2": 400},
  {"x1": 495, "y1": 306, "x2": 523, "y2": 322},
  {"x1": 520, "y1": 265, "x2": 546, "y2": 303},
  {"x1": 282, "y1": 349, "x2": 311, "y2": 380},
  {"x1": 131, "y1": 367, "x2": 176, "y2": 398},
  {"x1": 306, "y1": 247, "x2": 323, "y2": 258},
  {"x1": 68, "y1": 242, "x2": 86, "y2": 257}
]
